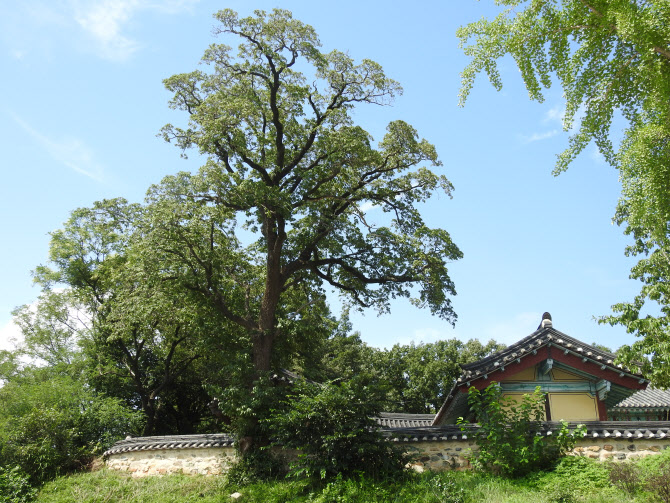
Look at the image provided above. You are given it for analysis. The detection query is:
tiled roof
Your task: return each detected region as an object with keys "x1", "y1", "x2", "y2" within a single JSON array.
[
  {"x1": 458, "y1": 326, "x2": 644, "y2": 384},
  {"x1": 103, "y1": 434, "x2": 235, "y2": 457},
  {"x1": 612, "y1": 388, "x2": 670, "y2": 410},
  {"x1": 375, "y1": 412, "x2": 435, "y2": 428},
  {"x1": 103, "y1": 421, "x2": 670, "y2": 458},
  {"x1": 433, "y1": 324, "x2": 648, "y2": 425},
  {"x1": 385, "y1": 421, "x2": 670, "y2": 442}
]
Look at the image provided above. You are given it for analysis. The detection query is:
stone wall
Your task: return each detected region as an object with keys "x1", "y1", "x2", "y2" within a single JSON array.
[
  {"x1": 403, "y1": 437, "x2": 670, "y2": 472},
  {"x1": 105, "y1": 446, "x2": 236, "y2": 477},
  {"x1": 103, "y1": 424, "x2": 670, "y2": 476},
  {"x1": 571, "y1": 438, "x2": 667, "y2": 462},
  {"x1": 401, "y1": 439, "x2": 475, "y2": 472}
]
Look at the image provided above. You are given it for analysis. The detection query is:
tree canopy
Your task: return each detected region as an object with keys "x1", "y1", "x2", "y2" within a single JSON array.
[
  {"x1": 159, "y1": 8, "x2": 462, "y2": 374},
  {"x1": 458, "y1": 0, "x2": 670, "y2": 385}
]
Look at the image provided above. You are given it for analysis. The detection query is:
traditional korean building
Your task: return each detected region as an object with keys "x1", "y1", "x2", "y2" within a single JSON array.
[
  {"x1": 104, "y1": 312, "x2": 670, "y2": 475},
  {"x1": 433, "y1": 313, "x2": 650, "y2": 425}
]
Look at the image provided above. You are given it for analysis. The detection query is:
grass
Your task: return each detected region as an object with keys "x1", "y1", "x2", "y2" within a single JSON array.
[{"x1": 34, "y1": 458, "x2": 657, "y2": 503}]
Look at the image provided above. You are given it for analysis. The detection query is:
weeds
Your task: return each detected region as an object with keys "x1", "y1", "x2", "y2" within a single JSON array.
[
  {"x1": 645, "y1": 459, "x2": 670, "y2": 503},
  {"x1": 429, "y1": 475, "x2": 466, "y2": 503},
  {"x1": 609, "y1": 461, "x2": 640, "y2": 495}
]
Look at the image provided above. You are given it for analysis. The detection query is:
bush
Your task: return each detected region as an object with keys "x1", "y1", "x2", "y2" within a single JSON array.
[
  {"x1": 608, "y1": 460, "x2": 641, "y2": 495},
  {"x1": 645, "y1": 462, "x2": 670, "y2": 503},
  {"x1": 267, "y1": 379, "x2": 408, "y2": 481},
  {"x1": 226, "y1": 449, "x2": 286, "y2": 485},
  {"x1": 0, "y1": 466, "x2": 36, "y2": 503},
  {"x1": 460, "y1": 384, "x2": 585, "y2": 477},
  {"x1": 522, "y1": 456, "x2": 615, "y2": 501},
  {"x1": 0, "y1": 369, "x2": 143, "y2": 485}
]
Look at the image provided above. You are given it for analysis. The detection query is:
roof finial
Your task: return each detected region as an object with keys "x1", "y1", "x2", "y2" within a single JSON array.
[{"x1": 539, "y1": 312, "x2": 552, "y2": 329}]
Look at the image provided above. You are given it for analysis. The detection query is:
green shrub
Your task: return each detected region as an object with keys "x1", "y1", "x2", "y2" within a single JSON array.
[
  {"x1": 0, "y1": 370, "x2": 143, "y2": 485},
  {"x1": 645, "y1": 462, "x2": 670, "y2": 503},
  {"x1": 0, "y1": 466, "x2": 36, "y2": 503},
  {"x1": 635, "y1": 449, "x2": 670, "y2": 503},
  {"x1": 226, "y1": 448, "x2": 286, "y2": 485},
  {"x1": 267, "y1": 379, "x2": 408, "y2": 481},
  {"x1": 460, "y1": 384, "x2": 585, "y2": 477}
]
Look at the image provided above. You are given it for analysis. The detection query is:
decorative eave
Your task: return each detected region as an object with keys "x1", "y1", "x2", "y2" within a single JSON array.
[{"x1": 433, "y1": 324, "x2": 649, "y2": 426}]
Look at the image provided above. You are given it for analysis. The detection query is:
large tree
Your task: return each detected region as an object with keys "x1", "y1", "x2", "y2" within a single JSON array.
[
  {"x1": 28, "y1": 199, "x2": 231, "y2": 435},
  {"x1": 458, "y1": 0, "x2": 670, "y2": 384},
  {"x1": 158, "y1": 9, "x2": 462, "y2": 375}
]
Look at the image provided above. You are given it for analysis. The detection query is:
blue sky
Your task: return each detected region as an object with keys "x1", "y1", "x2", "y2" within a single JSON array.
[{"x1": 0, "y1": 0, "x2": 642, "y2": 352}]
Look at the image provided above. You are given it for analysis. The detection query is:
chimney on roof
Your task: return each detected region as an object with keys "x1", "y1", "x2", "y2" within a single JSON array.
[{"x1": 539, "y1": 312, "x2": 552, "y2": 330}]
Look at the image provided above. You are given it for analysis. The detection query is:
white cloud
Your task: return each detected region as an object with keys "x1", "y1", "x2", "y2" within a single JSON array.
[
  {"x1": 589, "y1": 146, "x2": 606, "y2": 165},
  {"x1": 518, "y1": 103, "x2": 580, "y2": 144},
  {"x1": 358, "y1": 201, "x2": 376, "y2": 213},
  {"x1": 519, "y1": 129, "x2": 560, "y2": 143},
  {"x1": 1, "y1": 1, "x2": 198, "y2": 62},
  {"x1": 544, "y1": 105, "x2": 565, "y2": 126},
  {"x1": 71, "y1": 0, "x2": 200, "y2": 61},
  {"x1": 0, "y1": 320, "x2": 21, "y2": 352},
  {"x1": 12, "y1": 113, "x2": 105, "y2": 181},
  {"x1": 483, "y1": 312, "x2": 540, "y2": 345},
  {"x1": 73, "y1": 0, "x2": 141, "y2": 61}
]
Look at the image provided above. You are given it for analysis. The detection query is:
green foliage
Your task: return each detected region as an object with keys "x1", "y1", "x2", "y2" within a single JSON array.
[
  {"x1": 460, "y1": 384, "x2": 585, "y2": 477},
  {"x1": 635, "y1": 448, "x2": 670, "y2": 503},
  {"x1": 609, "y1": 460, "x2": 641, "y2": 495},
  {"x1": 458, "y1": 0, "x2": 670, "y2": 174},
  {"x1": 429, "y1": 474, "x2": 466, "y2": 503},
  {"x1": 11, "y1": 290, "x2": 83, "y2": 368},
  {"x1": 0, "y1": 466, "x2": 36, "y2": 503},
  {"x1": 267, "y1": 379, "x2": 407, "y2": 481},
  {"x1": 0, "y1": 368, "x2": 143, "y2": 485},
  {"x1": 522, "y1": 456, "x2": 614, "y2": 502},
  {"x1": 216, "y1": 374, "x2": 290, "y2": 440},
  {"x1": 457, "y1": 0, "x2": 670, "y2": 386},
  {"x1": 376, "y1": 338, "x2": 505, "y2": 413},
  {"x1": 645, "y1": 462, "x2": 670, "y2": 503},
  {"x1": 225, "y1": 449, "x2": 287, "y2": 486},
  {"x1": 23, "y1": 198, "x2": 235, "y2": 436},
  {"x1": 158, "y1": 7, "x2": 461, "y2": 378}
]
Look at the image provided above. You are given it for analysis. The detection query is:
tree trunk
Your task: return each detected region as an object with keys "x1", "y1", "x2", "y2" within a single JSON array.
[
  {"x1": 142, "y1": 399, "x2": 156, "y2": 436},
  {"x1": 252, "y1": 333, "x2": 274, "y2": 373}
]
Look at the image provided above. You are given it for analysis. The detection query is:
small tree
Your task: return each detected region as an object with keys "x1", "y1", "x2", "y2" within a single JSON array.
[
  {"x1": 267, "y1": 379, "x2": 407, "y2": 481},
  {"x1": 460, "y1": 384, "x2": 585, "y2": 477}
]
